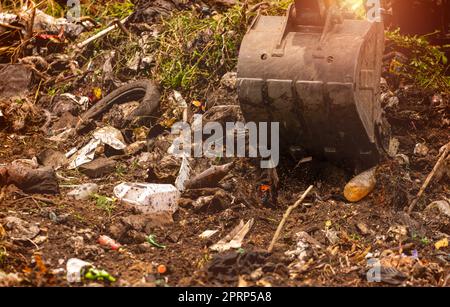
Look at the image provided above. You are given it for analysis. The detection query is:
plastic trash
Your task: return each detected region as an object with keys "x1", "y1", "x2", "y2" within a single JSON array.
[
  {"x1": 66, "y1": 258, "x2": 93, "y2": 283},
  {"x1": 199, "y1": 230, "x2": 219, "y2": 239},
  {"x1": 210, "y1": 219, "x2": 254, "y2": 252},
  {"x1": 344, "y1": 168, "x2": 377, "y2": 203},
  {"x1": 98, "y1": 235, "x2": 122, "y2": 250},
  {"x1": 113, "y1": 183, "x2": 180, "y2": 214},
  {"x1": 67, "y1": 183, "x2": 99, "y2": 200},
  {"x1": 68, "y1": 126, "x2": 126, "y2": 169},
  {"x1": 66, "y1": 258, "x2": 116, "y2": 283}
]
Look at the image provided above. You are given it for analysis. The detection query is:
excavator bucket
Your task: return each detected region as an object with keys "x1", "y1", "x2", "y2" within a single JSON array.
[{"x1": 237, "y1": 0, "x2": 386, "y2": 167}]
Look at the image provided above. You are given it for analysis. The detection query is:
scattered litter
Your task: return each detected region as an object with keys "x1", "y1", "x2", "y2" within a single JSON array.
[
  {"x1": 147, "y1": 234, "x2": 166, "y2": 249},
  {"x1": 93, "y1": 126, "x2": 127, "y2": 150},
  {"x1": 114, "y1": 183, "x2": 180, "y2": 214},
  {"x1": 98, "y1": 235, "x2": 122, "y2": 250},
  {"x1": 66, "y1": 258, "x2": 115, "y2": 283},
  {"x1": 69, "y1": 126, "x2": 126, "y2": 169},
  {"x1": 157, "y1": 264, "x2": 167, "y2": 275},
  {"x1": 285, "y1": 231, "x2": 322, "y2": 264},
  {"x1": 60, "y1": 93, "x2": 90, "y2": 111},
  {"x1": 435, "y1": 238, "x2": 448, "y2": 250},
  {"x1": 210, "y1": 219, "x2": 254, "y2": 252},
  {"x1": 175, "y1": 156, "x2": 191, "y2": 191},
  {"x1": 67, "y1": 183, "x2": 99, "y2": 201},
  {"x1": 344, "y1": 168, "x2": 377, "y2": 202},
  {"x1": 199, "y1": 230, "x2": 219, "y2": 239}
]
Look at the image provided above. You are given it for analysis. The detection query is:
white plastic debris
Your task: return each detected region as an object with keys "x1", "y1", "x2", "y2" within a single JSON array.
[
  {"x1": 60, "y1": 93, "x2": 90, "y2": 111},
  {"x1": 175, "y1": 156, "x2": 191, "y2": 191},
  {"x1": 69, "y1": 126, "x2": 126, "y2": 169},
  {"x1": 48, "y1": 128, "x2": 75, "y2": 143},
  {"x1": 199, "y1": 230, "x2": 219, "y2": 239},
  {"x1": 210, "y1": 219, "x2": 254, "y2": 252},
  {"x1": 67, "y1": 183, "x2": 99, "y2": 201},
  {"x1": 285, "y1": 232, "x2": 322, "y2": 264},
  {"x1": 113, "y1": 183, "x2": 180, "y2": 214},
  {"x1": 65, "y1": 147, "x2": 78, "y2": 158},
  {"x1": 66, "y1": 258, "x2": 92, "y2": 283},
  {"x1": 92, "y1": 126, "x2": 126, "y2": 150},
  {"x1": 68, "y1": 139, "x2": 101, "y2": 169}
]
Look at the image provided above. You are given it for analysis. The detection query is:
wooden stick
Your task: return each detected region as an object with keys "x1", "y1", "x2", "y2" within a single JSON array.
[
  {"x1": 407, "y1": 142, "x2": 449, "y2": 214},
  {"x1": 76, "y1": 16, "x2": 130, "y2": 49},
  {"x1": 268, "y1": 185, "x2": 314, "y2": 253}
]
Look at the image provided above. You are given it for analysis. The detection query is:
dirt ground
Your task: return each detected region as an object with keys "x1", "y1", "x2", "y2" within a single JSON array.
[{"x1": 0, "y1": 1, "x2": 449, "y2": 287}]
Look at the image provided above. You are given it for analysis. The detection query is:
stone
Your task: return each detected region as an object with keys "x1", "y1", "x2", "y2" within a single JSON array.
[
  {"x1": 79, "y1": 157, "x2": 116, "y2": 178},
  {"x1": 0, "y1": 64, "x2": 32, "y2": 99}
]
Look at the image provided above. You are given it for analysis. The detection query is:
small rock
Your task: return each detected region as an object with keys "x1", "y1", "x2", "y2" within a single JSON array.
[
  {"x1": 79, "y1": 158, "x2": 116, "y2": 178},
  {"x1": 37, "y1": 149, "x2": 68, "y2": 170},
  {"x1": 220, "y1": 72, "x2": 237, "y2": 90},
  {"x1": 414, "y1": 143, "x2": 429, "y2": 156}
]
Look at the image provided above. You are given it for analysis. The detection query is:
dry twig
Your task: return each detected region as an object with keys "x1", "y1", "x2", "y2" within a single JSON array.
[
  {"x1": 268, "y1": 185, "x2": 314, "y2": 253},
  {"x1": 408, "y1": 142, "x2": 449, "y2": 214}
]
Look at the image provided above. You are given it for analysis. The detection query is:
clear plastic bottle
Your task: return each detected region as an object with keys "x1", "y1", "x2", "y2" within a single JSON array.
[{"x1": 344, "y1": 168, "x2": 377, "y2": 202}]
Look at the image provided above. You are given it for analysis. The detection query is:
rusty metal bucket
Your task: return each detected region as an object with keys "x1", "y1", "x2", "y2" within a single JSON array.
[{"x1": 237, "y1": 0, "x2": 385, "y2": 166}]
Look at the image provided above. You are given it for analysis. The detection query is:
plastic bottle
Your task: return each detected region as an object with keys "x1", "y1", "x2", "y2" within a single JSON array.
[
  {"x1": 344, "y1": 168, "x2": 377, "y2": 202},
  {"x1": 98, "y1": 235, "x2": 122, "y2": 250}
]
